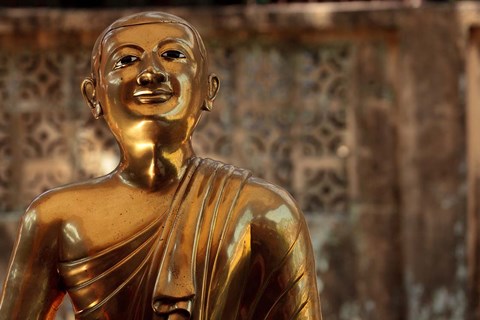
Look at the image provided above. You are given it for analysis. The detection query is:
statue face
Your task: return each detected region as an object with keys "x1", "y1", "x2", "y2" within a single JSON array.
[{"x1": 96, "y1": 22, "x2": 207, "y2": 143}]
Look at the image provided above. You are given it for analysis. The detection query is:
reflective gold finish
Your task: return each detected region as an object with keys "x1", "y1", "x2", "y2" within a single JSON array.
[{"x1": 0, "y1": 12, "x2": 321, "y2": 320}]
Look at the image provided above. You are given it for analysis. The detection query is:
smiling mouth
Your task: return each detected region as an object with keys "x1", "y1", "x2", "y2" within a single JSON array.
[{"x1": 134, "y1": 89, "x2": 173, "y2": 104}]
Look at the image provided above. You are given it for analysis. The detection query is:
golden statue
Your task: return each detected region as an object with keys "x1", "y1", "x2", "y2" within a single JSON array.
[{"x1": 0, "y1": 12, "x2": 321, "y2": 320}]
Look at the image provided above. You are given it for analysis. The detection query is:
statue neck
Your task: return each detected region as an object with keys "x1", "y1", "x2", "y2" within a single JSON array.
[{"x1": 116, "y1": 139, "x2": 194, "y2": 190}]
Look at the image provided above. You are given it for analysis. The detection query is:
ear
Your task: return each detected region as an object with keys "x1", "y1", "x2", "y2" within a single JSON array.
[
  {"x1": 202, "y1": 73, "x2": 220, "y2": 112},
  {"x1": 81, "y1": 77, "x2": 103, "y2": 119}
]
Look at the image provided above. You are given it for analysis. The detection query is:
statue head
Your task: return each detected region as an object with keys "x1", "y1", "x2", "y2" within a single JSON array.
[{"x1": 81, "y1": 12, "x2": 220, "y2": 145}]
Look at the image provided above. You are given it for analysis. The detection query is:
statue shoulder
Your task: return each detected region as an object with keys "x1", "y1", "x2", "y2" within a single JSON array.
[
  {"x1": 238, "y1": 175, "x2": 307, "y2": 249},
  {"x1": 23, "y1": 176, "x2": 108, "y2": 224},
  {"x1": 241, "y1": 176, "x2": 303, "y2": 223},
  {"x1": 12, "y1": 183, "x2": 86, "y2": 255}
]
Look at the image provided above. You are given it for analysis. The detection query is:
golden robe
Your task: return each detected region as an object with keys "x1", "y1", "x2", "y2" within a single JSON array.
[{"x1": 58, "y1": 157, "x2": 321, "y2": 319}]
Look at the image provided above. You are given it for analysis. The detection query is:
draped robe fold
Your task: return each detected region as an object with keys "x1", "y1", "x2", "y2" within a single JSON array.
[{"x1": 58, "y1": 157, "x2": 321, "y2": 320}]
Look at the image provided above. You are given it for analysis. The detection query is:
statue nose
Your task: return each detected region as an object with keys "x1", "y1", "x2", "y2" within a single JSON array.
[{"x1": 137, "y1": 69, "x2": 167, "y2": 86}]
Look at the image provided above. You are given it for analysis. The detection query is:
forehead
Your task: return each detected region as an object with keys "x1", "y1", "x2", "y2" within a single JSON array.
[{"x1": 102, "y1": 23, "x2": 197, "y2": 56}]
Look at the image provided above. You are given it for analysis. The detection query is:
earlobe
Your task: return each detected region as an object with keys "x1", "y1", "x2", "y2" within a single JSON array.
[
  {"x1": 202, "y1": 73, "x2": 220, "y2": 112},
  {"x1": 81, "y1": 77, "x2": 103, "y2": 119}
]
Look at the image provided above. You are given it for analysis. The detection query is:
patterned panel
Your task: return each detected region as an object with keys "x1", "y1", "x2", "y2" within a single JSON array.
[
  {"x1": 15, "y1": 52, "x2": 67, "y2": 110},
  {"x1": 302, "y1": 168, "x2": 348, "y2": 213},
  {"x1": 19, "y1": 110, "x2": 73, "y2": 202},
  {"x1": 0, "y1": 50, "x2": 75, "y2": 209},
  {"x1": 196, "y1": 43, "x2": 353, "y2": 214},
  {"x1": 296, "y1": 46, "x2": 350, "y2": 156},
  {"x1": 21, "y1": 111, "x2": 68, "y2": 159},
  {"x1": 293, "y1": 45, "x2": 352, "y2": 213},
  {"x1": 235, "y1": 46, "x2": 295, "y2": 185}
]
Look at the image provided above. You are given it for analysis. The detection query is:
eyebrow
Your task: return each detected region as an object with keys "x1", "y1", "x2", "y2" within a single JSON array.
[
  {"x1": 155, "y1": 37, "x2": 195, "y2": 53},
  {"x1": 107, "y1": 43, "x2": 144, "y2": 58}
]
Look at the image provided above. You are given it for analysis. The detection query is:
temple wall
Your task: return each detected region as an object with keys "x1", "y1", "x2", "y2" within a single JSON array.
[{"x1": 0, "y1": 3, "x2": 478, "y2": 319}]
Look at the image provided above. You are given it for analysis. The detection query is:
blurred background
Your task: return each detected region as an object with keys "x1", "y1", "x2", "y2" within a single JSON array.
[{"x1": 0, "y1": 0, "x2": 477, "y2": 319}]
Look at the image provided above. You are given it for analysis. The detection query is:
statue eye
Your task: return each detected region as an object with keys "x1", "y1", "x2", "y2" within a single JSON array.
[
  {"x1": 161, "y1": 50, "x2": 186, "y2": 60},
  {"x1": 114, "y1": 55, "x2": 139, "y2": 69}
]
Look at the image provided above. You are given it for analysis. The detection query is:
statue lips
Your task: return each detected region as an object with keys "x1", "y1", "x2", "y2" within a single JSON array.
[{"x1": 134, "y1": 88, "x2": 173, "y2": 104}]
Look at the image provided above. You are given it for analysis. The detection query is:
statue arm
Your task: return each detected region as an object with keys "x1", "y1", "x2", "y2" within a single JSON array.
[
  {"x1": 0, "y1": 201, "x2": 65, "y2": 320},
  {"x1": 275, "y1": 207, "x2": 323, "y2": 320},
  {"x1": 242, "y1": 180, "x2": 322, "y2": 319}
]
